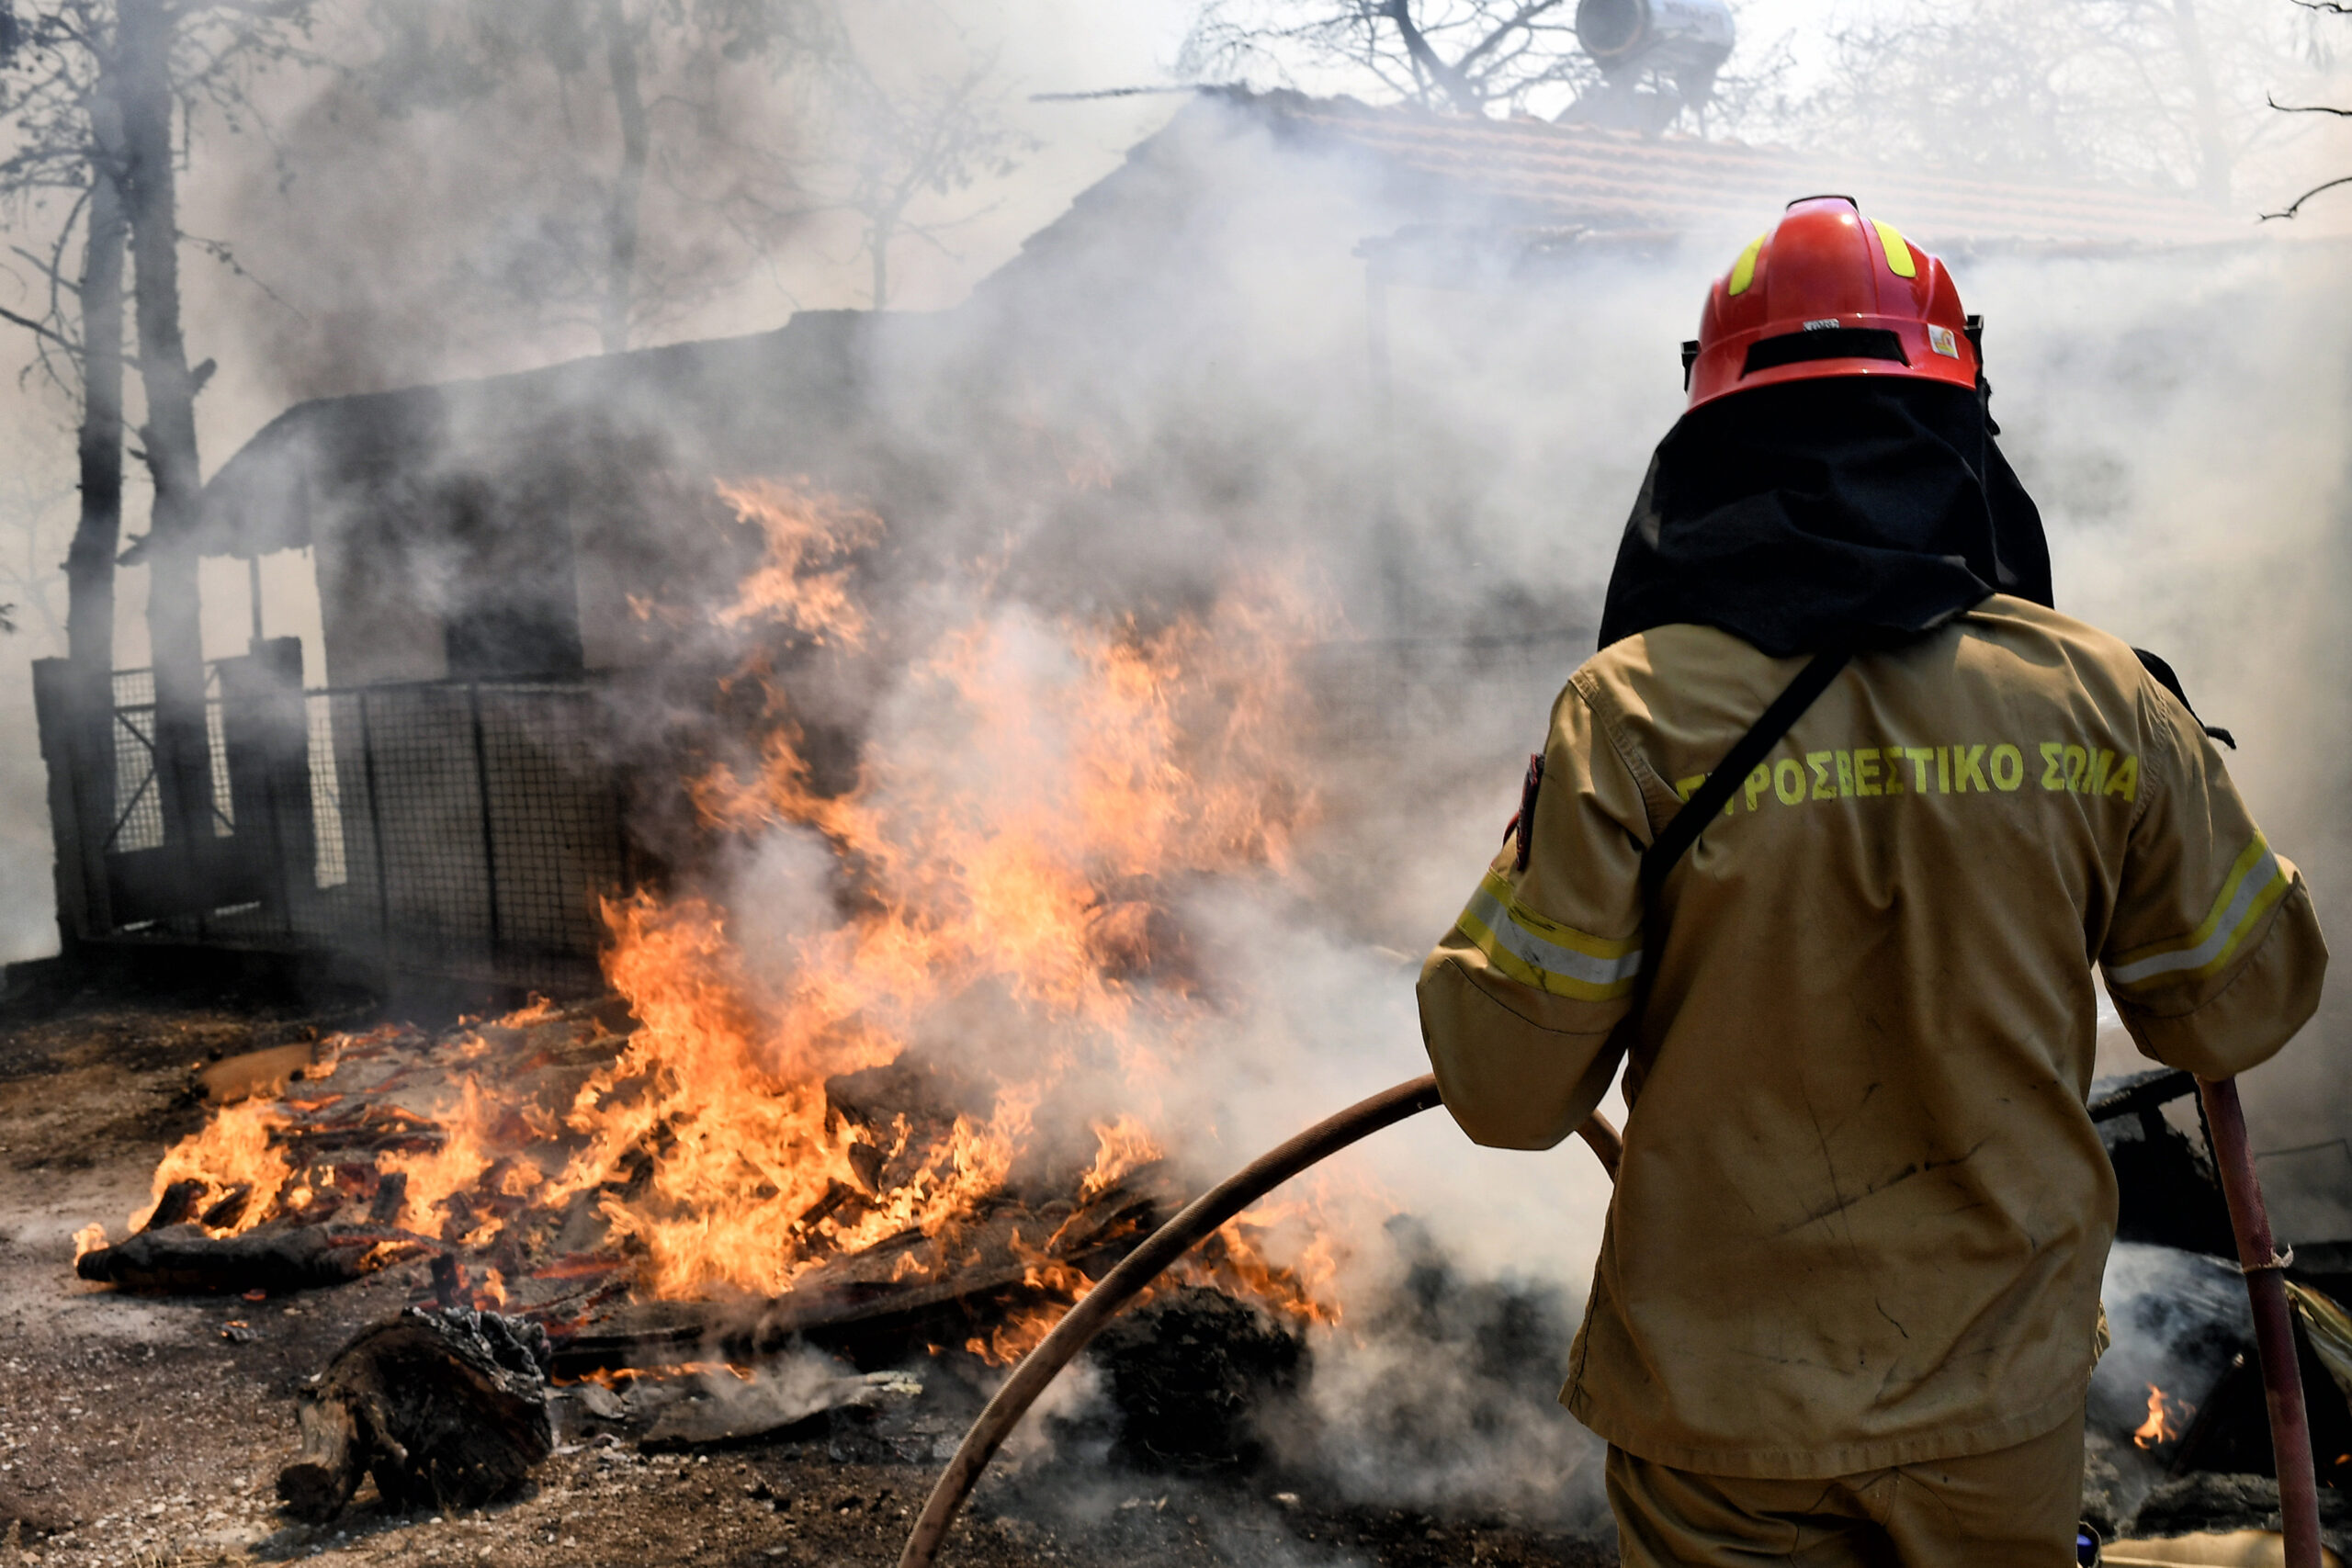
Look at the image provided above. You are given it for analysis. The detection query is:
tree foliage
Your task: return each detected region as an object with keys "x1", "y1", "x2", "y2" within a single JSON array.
[{"x1": 0, "y1": 2, "x2": 117, "y2": 398}]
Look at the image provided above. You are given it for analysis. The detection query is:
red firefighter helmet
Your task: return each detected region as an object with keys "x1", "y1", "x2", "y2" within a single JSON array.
[{"x1": 1682, "y1": 195, "x2": 1978, "y2": 411}]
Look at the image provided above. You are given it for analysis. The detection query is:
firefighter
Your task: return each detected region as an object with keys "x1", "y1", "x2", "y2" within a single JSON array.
[{"x1": 1418, "y1": 196, "x2": 2328, "y2": 1565}]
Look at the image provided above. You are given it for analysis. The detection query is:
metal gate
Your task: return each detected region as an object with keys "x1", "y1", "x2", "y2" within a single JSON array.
[{"x1": 33, "y1": 642, "x2": 633, "y2": 989}]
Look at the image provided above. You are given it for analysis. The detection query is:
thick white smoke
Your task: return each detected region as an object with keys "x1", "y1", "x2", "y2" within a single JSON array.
[{"x1": 0, "y1": 0, "x2": 2346, "y2": 1538}]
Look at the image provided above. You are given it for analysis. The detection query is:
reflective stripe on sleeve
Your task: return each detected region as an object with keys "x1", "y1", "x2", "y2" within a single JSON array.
[
  {"x1": 2108, "y1": 836, "x2": 2290, "y2": 988},
  {"x1": 1457, "y1": 871, "x2": 1642, "y2": 1001}
]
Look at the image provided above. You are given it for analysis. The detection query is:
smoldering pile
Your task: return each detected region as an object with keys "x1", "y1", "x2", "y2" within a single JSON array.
[
  {"x1": 2083, "y1": 1067, "x2": 2352, "y2": 1559},
  {"x1": 58, "y1": 992, "x2": 1624, "y2": 1543}
]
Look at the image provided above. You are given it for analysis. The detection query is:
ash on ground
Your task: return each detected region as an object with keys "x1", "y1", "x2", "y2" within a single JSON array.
[{"x1": 1085, "y1": 1285, "x2": 1306, "y2": 1472}]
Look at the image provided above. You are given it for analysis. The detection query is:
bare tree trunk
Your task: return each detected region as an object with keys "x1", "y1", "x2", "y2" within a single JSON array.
[
  {"x1": 119, "y1": 0, "x2": 217, "y2": 869},
  {"x1": 65, "y1": 106, "x2": 126, "y2": 677},
  {"x1": 598, "y1": 0, "x2": 648, "y2": 355},
  {"x1": 869, "y1": 169, "x2": 922, "y2": 310},
  {"x1": 2169, "y1": 0, "x2": 2231, "y2": 205},
  {"x1": 1382, "y1": 0, "x2": 1484, "y2": 114}
]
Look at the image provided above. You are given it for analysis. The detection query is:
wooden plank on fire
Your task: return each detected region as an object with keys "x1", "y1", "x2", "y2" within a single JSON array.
[{"x1": 548, "y1": 1172, "x2": 1182, "y2": 1375}]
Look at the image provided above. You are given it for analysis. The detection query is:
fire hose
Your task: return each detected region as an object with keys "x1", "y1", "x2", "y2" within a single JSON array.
[
  {"x1": 895, "y1": 1075, "x2": 1607, "y2": 1568},
  {"x1": 899, "y1": 1072, "x2": 2318, "y2": 1568}
]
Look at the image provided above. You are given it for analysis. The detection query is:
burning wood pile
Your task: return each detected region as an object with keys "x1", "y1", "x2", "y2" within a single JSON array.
[
  {"x1": 67, "y1": 998, "x2": 1274, "y2": 1367},
  {"x1": 64, "y1": 481, "x2": 1358, "y2": 1517}
]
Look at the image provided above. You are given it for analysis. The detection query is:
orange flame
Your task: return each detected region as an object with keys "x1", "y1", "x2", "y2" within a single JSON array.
[
  {"x1": 956, "y1": 1203, "x2": 1348, "y2": 1370},
  {"x1": 712, "y1": 479, "x2": 881, "y2": 642},
  {"x1": 131, "y1": 1099, "x2": 296, "y2": 1236},
  {"x1": 103, "y1": 479, "x2": 1358, "y2": 1348},
  {"x1": 1080, "y1": 1116, "x2": 1163, "y2": 1203},
  {"x1": 380, "y1": 1076, "x2": 503, "y2": 1235},
  {"x1": 1180, "y1": 1197, "x2": 1345, "y2": 1329},
  {"x1": 2134, "y1": 1383, "x2": 2189, "y2": 1449},
  {"x1": 549, "y1": 519, "x2": 1327, "y2": 1301}
]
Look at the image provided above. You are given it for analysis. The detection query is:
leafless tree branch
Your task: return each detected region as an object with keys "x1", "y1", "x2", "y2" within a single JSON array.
[
  {"x1": 2267, "y1": 89, "x2": 2352, "y2": 112},
  {"x1": 2260, "y1": 172, "x2": 2352, "y2": 217},
  {"x1": 1454, "y1": 0, "x2": 1562, "y2": 73},
  {"x1": 0, "y1": 301, "x2": 79, "y2": 353}
]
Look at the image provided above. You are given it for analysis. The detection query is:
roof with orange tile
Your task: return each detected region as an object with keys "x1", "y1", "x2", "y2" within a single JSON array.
[{"x1": 1180, "y1": 88, "x2": 2259, "y2": 254}]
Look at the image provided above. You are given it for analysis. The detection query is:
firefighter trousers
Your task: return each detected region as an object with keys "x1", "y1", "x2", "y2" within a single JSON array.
[{"x1": 1605, "y1": 1408, "x2": 2084, "y2": 1566}]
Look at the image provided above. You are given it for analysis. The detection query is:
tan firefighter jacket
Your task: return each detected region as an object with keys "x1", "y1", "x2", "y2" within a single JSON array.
[{"x1": 1418, "y1": 594, "x2": 2327, "y2": 1479}]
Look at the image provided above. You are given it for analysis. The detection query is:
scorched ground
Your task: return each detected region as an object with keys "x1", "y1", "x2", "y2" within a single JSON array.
[{"x1": 0, "y1": 972, "x2": 1615, "y2": 1568}]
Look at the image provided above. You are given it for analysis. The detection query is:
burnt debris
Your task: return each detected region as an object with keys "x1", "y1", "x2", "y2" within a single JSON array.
[
  {"x1": 1091, "y1": 1286, "x2": 1306, "y2": 1472},
  {"x1": 2091, "y1": 1067, "x2": 2238, "y2": 1259},
  {"x1": 277, "y1": 1308, "x2": 555, "y2": 1523},
  {"x1": 2131, "y1": 1472, "x2": 2352, "y2": 1553}
]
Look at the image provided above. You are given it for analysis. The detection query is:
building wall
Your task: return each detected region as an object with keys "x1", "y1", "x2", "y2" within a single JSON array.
[{"x1": 314, "y1": 509, "x2": 449, "y2": 687}]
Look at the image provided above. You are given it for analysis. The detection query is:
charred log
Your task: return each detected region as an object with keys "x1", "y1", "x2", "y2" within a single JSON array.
[
  {"x1": 792, "y1": 1179, "x2": 869, "y2": 1242},
  {"x1": 277, "y1": 1308, "x2": 554, "y2": 1523},
  {"x1": 367, "y1": 1171, "x2": 408, "y2": 1226},
  {"x1": 431, "y1": 1252, "x2": 467, "y2": 1309},
  {"x1": 636, "y1": 1368, "x2": 921, "y2": 1453},
  {"x1": 198, "y1": 1185, "x2": 252, "y2": 1232},
  {"x1": 845, "y1": 1142, "x2": 888, "y2": 1195},
  {"x1": 75, "y1": 1222, "x2": 418, "y2": 1294},
  {"x1": 142, "y1": 1179, "x2": 206, "y2": 1231},
  {"x1": 826, "y1": 1060, "x2": 980, "y2": 1140}
]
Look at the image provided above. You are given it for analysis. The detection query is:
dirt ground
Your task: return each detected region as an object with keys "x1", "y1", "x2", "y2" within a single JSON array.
[{"x1": 0, "y1": 966, "x2": 1616, "y2": 1568}]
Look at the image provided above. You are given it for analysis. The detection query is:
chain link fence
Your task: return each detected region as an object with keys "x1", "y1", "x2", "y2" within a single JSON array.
[{"x1": 35, "y1": 644, "x2": 631, "y2": 992}]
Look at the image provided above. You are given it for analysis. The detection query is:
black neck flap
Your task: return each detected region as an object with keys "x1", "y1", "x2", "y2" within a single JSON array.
[{"x1": 1597, "y1": 378, "x2": 2052, "y2": 658}]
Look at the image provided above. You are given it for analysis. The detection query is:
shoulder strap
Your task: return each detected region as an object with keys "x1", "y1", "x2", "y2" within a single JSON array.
[
  {"x1": 2132, "y1": 646, "x2": 2235, "y2": 750},
  {"x1": 1639, "y1": 648, "x2": 1853, "y2": 900}
]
